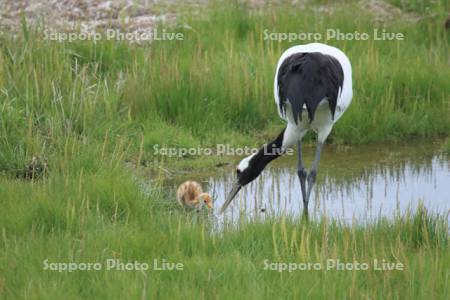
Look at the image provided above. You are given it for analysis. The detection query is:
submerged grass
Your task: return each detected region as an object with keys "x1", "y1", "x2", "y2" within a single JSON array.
[{"x1": 1, "y1": 1, "x2": 450, "y2": 299}]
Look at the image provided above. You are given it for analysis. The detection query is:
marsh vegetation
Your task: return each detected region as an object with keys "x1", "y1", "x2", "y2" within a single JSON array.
[{"x1": 0, "y1": 0, "x2": 449, "y2": 298}]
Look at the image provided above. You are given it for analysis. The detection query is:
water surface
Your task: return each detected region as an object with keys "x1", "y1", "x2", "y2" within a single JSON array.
[{"x1": 173, "y1": 141, "x2": 450, "y2": 226}]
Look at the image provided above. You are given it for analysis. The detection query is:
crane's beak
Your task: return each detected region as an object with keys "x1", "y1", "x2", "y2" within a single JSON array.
[{"x1": 220, "y1": 183, "x2": 242, "y2": 213}]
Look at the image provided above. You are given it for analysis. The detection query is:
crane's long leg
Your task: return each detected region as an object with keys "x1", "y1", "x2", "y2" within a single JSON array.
[
  {"x1": 305, "y1": 141, "x2": 324, "y2": 204},
  {"x1": 296, "y1": 141, "x2": 308, "y2": 216}
]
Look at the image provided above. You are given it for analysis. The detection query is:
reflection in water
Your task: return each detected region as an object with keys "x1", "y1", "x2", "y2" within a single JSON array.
[{"x1": 198, "y1": 142, "x2": 450, "y2": 227}]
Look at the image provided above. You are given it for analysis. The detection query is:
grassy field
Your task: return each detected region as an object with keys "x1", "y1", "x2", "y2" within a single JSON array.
[
  {"x1": 1, "y1": 0, "x2": 449, "y2": 299},
  {"x1": 1, "y1": 174, "x2": 449, "y2": 298}
]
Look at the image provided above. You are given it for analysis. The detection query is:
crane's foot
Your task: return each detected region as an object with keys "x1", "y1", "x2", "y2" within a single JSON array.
[{"x1": 302, "y1": 206, "x2": 309, "y2": 221}]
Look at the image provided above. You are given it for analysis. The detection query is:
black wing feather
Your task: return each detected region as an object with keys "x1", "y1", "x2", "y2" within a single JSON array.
[{"x1": 277, "y1": 52, "x2": 344, "y2": 124}]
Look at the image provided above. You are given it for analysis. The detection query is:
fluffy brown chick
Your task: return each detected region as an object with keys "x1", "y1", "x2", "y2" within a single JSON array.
[{"x1": 176, "y1": 180, "x2": 213, "y2": 210}]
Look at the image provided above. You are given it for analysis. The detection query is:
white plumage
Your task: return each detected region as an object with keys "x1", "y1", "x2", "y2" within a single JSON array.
[{"x1": 274, "y1": 43, "x2": 353, "y2": 150}]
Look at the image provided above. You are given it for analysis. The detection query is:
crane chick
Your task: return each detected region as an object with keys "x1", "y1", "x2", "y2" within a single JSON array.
[{"x1": 176, "y1": 180, "x2": 212, "y2": 211}]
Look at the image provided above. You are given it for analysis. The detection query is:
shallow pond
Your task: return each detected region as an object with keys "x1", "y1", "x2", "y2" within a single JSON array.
[{"x1": 172, "y1": 140, "x2": 450, "y2": 226}]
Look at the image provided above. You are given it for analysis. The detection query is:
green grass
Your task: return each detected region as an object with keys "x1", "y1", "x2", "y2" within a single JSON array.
[
  {"x1": 1, "y1": 169, "x2": 449, "y2": 299},
  {"x1": 1, "y1": 1, "x2": 450, "y2": 299},
  {"x1": 386, "y1": 0, "x2": 450, "y2": 14},
  {"x1": 1, "y1": 0, "x2": 449, "y2": 176},
  {"x1": 443, "y1": 138, "x2": 450, "y2": 154}
]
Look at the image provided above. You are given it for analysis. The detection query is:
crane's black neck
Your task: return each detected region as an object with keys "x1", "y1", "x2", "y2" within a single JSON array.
[
  {"x1": 238, "y1": 128, "x2": 286, "y2": 186},
  {"x1": 257, "y1": 128, "x2": 286, "y2": 164}
]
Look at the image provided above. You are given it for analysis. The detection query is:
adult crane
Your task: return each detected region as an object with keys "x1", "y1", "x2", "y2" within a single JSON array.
[{"x1": 220, "y1": 43, "x2": 353, "y2": 217}]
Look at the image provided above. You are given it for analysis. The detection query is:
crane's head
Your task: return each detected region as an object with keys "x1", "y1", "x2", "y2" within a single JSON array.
[
  {"x1": 197, "y1": 193, "x2": 213, "y2": 209},
  {"x1": 220, "y1": 153, "x2": 266, "y2": 213}
]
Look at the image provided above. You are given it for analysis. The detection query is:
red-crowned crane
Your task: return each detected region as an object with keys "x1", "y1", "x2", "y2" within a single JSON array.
[{"x1": 220, "y1": 43, "x2": 353, "y2": 217}]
